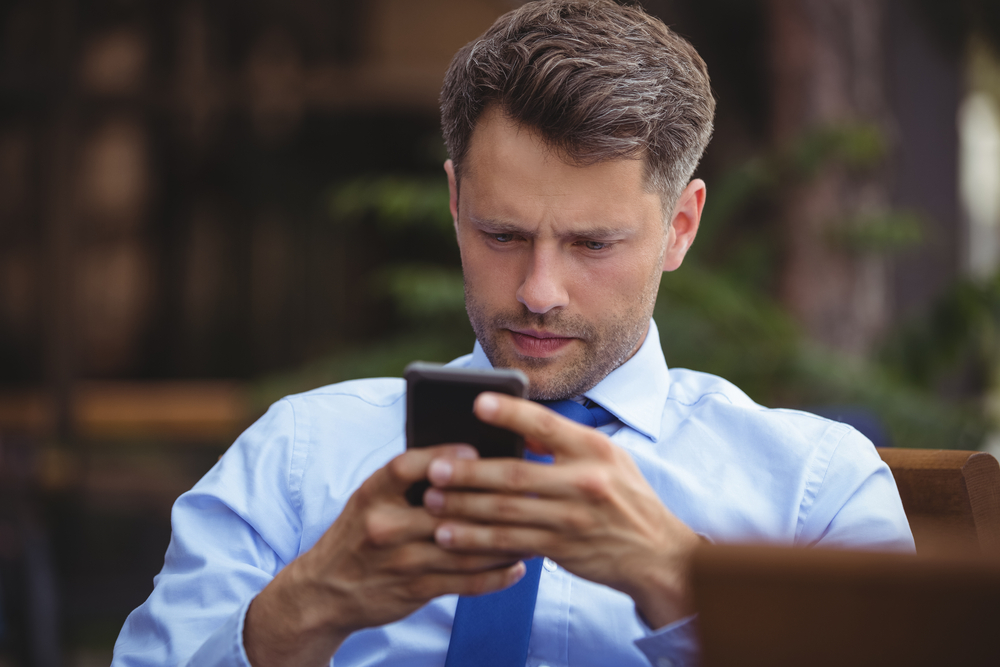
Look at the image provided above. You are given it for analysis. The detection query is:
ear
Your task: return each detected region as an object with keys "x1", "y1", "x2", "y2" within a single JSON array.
[
  {"x1": 445, "y1": 159, "x2": 459, "y2": 233},
  {"x1": 662, "y1": 179, "x2": 706, "y2": 272}
]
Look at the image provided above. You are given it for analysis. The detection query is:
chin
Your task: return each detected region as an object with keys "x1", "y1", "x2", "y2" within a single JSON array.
[{"x1": 525, "y1": 365, "x2": 599, "y2": 401}]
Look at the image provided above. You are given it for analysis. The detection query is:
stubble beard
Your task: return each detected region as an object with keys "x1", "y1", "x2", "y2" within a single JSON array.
[{"x1": 464, "y1": 273, "x2": 661, "y2": 401}]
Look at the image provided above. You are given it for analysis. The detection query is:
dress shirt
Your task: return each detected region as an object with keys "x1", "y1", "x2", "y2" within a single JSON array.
[{"x1": 112, "y1": 319, "x2": 914, "y2": 667}]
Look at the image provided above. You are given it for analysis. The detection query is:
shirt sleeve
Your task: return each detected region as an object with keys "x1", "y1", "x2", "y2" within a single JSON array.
[
  {"x1": 797, "y1": 427, "x2": 915, "y2": 552},
  {"x1": 633, "y1": 613, "x2": 701, "y2": 667},
  {"x1": 111, "y1": 399, "x2": 305, "y2": 667}
]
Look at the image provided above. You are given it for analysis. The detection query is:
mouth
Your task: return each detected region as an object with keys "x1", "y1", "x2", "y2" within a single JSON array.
[{"x1": 508, "y1": 328, "x2": 577, "y2": 358}]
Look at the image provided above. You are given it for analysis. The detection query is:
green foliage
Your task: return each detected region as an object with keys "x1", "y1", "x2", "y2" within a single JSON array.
[
  {"x1": 882, "y1": 272, "x2": 1000, "y2": 393},
  {"x1": 371, "y1": 263, "x2": 466, "y2": 321},
  {"x1": 787, "y1": 123, "x2": 886, "y2": 176},
  {"x1": 654, "y1": 262, "x2": 799, "y2": 399},
  {"x1": 653, "y1": 259, "x2": 986, "y2": 450},
  {"x1": 826, "y1": 210, "x2": 924, "y2": 252},
  {"x1": 328, "y1": 176, "x2": 453, "y2": 233},
  {"x1": 694, "y1": 156, "x2": 775, "y2": 250},
  {"x1": 788, "y1": 345, "x2": 985, "y2": 450},
  {"x1": 696, "y1": 122, "x2": 908, "y2": 257}
]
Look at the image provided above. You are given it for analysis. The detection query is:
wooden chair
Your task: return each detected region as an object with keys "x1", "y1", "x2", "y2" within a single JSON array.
[
  {"x1": 876, "y1": 448, "x2": 1000, "y2": 556},
  {"x1": 692, "y1": 544, "x2": 1000, "y2": 667}
]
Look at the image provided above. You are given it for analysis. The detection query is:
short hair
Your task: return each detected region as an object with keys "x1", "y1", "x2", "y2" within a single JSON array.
[{"x1": 440, "y1": 0, "x2": 715, "y2": 210}]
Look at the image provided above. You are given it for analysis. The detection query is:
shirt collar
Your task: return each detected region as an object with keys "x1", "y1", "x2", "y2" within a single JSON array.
[{"x1": 468, "y1": 318, "x2": 669, "y2": 441}]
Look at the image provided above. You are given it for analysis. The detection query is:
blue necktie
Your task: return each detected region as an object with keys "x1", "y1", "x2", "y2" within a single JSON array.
[{"x1": 444, "y1": 399, "x2": 616, "y2": 667}]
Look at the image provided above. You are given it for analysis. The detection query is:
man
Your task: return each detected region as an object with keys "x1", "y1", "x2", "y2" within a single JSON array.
[{"x1": 113, "y1": 2, "x2": 913, "y2": 666}]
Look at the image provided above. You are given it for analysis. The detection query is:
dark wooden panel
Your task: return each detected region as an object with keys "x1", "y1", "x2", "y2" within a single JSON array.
[{"x1": 693, "y1": 544, "x2": 1000, "y2": 667}]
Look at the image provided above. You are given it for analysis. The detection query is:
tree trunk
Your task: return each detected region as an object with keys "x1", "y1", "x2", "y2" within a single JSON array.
[{"x1": 768, "y1": 0, "x2": 891, "y2": 355}]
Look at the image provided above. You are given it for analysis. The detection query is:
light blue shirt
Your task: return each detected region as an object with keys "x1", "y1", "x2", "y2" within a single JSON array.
[{"x1": 112, "y1": 320, "x2": 914, "y2": 667}]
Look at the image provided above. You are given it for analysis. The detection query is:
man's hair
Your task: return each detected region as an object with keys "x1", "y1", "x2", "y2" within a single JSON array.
[{"x1": 440, "y1": 0, "x2": 715, "y2": 210}]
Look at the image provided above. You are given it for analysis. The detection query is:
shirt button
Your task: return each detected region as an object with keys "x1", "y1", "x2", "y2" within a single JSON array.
[
  {"x1": 656, "y1": 658, "x2": 674, "y2": 667},
  {"x1": 542, "y1": 557, "x2": 557, "y2": 572}
]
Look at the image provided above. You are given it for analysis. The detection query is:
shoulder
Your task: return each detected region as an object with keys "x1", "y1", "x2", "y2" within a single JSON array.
[
  {"x1": 264, "y1": 377, "x2": 407, "y2": 453},
  {"x1": 283, "y1": 376, "x2": 406, "y2": 410},
  {"x1": 657, "y1": 368, "x2": 910, "y2": 550},
  {"x1": 665, "y1": 367, "x2": 850, "y2": 437},
  {"x1": 228, "y1": 376, "x2": 406, "y2": 485},
  {"x1": 236, "y1": 377, "x2": 405, "y2": 445},
  {"x1": 660, "y1": 367, "x2": 872, "y2": 477},
  {"x1": 665, "y1": 367, "x2": 757, "y2": 409}
]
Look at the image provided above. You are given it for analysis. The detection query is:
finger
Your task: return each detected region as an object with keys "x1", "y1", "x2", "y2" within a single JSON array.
[
  {"x1": 424, "y1": 489, "x2": 583, "y2": 530},
  {"x1": 474, "y1": 393, "x2": 610, "y2": 459},
  {"x1": 375, "y1": 444, "x2": 479, "y2": 496},
  {"x1": 361, "y1": 505, "x2": 440, "y2": 547},
  {"x1": 434, "y1": 521, "x2": 553, "y2": 556},
  {"x1": 383, "y1": 541, "x2": 525, "y2": 575},
  {"x1": 400, "y1": 561, "x2": 527, "y2": 602},
  {"x1": 426, "y1": 456, "x2": 605, "y2": 499}
]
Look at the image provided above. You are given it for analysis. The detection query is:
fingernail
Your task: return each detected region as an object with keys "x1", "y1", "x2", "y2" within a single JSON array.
[
  {"x1": 424, "y1": 488, "x2": 444, "y2": 511},
  {"x1": 454, "y1": 446, "x2": 478, "y2": 460},
  {"x1": 511, "y1": 560, "x2": 526, "y2": 583},
  {"x1": 428, "y1": 459, "x2": 453, "y2": 484},
  {"x1": 435, "y1": 525, "x2": 453, "y2": 546},
  {"x1": 476, "y1": 392, "x2": 499, "y2": 418}
]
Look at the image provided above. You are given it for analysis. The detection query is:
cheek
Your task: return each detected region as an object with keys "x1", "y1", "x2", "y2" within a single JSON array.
[
  {"x1": 457, "y1": 236, "x2": 489, "y2": 287},
  {"x1": 460, "y1": 246, "x2": 518, "y2": 300},
  {"x1": 573, "y1": 255, "x2": 656, "y2": 301},
  {"x1": 464, "y1": 238, "x2": 522, "y2": 278}
]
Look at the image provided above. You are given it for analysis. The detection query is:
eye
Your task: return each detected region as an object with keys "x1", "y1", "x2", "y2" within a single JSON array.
[
  {"x1": 492, "y1": 233, "x2": 515, "y2": 243},
  {"x1": 582, "y1": 240, "x2": 608, "y2": 251}
]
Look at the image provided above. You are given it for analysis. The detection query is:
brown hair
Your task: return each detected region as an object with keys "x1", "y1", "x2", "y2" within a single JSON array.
[{"x1": 440, "y1": 0, "x2": 715, "y2": 211}]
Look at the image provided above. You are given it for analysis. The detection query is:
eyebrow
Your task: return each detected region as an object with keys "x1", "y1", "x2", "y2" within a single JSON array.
[{"x1": 468, "y1": 215, "x2": 633, "y2": 238}]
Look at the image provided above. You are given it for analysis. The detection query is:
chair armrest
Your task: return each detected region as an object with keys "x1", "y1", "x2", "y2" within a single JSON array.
[{"x1": 876, "y1": 448, "x2": 1000, "y2": 556}]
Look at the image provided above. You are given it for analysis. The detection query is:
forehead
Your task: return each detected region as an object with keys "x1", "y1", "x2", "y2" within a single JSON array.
[{"x1": 461, "y1": 108, "x2": 661, "y2": 222}]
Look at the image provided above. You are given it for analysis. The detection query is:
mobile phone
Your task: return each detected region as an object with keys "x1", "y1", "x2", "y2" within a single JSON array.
[{"x1": 404, "y1": 361, "x2": 529, "y2": 506}]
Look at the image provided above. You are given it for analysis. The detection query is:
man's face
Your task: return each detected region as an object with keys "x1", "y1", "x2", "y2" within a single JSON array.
[{"x1": 447, "y1": 108, "x2": 688, "y2": 400}]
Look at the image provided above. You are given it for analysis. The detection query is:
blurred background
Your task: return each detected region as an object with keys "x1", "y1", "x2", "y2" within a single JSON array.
[{"x1": 0, "y1": 0, "x2": 999, "y2": 664}]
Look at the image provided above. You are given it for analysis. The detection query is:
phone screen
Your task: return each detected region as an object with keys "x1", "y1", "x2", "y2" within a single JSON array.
[{"x1": 404, "y1": 362, "x2": 528, "y2": 505}]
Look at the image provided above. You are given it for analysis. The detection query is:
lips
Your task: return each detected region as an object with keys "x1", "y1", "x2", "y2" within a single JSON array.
[{"x1": 508, "y1": 329, "x2": 576, "y2": 357}]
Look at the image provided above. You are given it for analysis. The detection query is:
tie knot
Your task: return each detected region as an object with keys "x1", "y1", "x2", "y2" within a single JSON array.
[{"x1": 540, "y1": 399, "x2": 616, "y2": 428}]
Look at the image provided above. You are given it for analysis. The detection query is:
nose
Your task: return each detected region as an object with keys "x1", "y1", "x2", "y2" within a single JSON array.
[{"x1": 516, "y1": 244, "x2": 569, "y2": 314}]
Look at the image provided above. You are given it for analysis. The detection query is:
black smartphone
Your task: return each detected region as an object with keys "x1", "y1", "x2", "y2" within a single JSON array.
[{"x1": 404, "y1": 361, "x2": 529, "y2": 506}]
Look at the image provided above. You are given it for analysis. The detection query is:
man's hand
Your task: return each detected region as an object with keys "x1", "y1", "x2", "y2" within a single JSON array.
[
  {"x1": 245, "y1": 444, "x2": 527, "y2": 667},
  {"x1": 423, "y1": 393, "x2": 701, "y2": 629}
]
